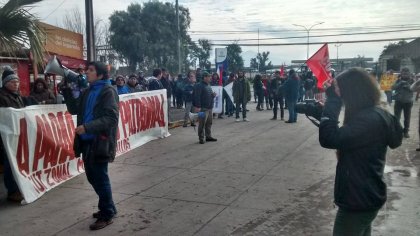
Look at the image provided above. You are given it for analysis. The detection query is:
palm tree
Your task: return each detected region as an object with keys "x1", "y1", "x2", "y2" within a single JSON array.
[{"x1": 0, "y1": 0, "x2": 45, "y2": 66}]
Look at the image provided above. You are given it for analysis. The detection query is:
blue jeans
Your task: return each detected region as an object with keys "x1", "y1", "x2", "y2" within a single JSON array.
[
  {"x1": 3, "y1": 154, "x2": 19, "y2": 195},
  {"x1": 287, "y1": 100, "x2": 298, "y2": 122},
  {"x1": 84, "y1": 159, "x2": 116, "y2": 220}
]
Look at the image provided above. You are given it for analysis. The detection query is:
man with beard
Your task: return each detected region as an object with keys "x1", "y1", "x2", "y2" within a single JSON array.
[{"x1": 233, "y1": 71, "x2": 251, "y2": 122}]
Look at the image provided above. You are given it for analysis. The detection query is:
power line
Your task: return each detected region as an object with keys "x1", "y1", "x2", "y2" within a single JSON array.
[
  {"x1": 43, "y1": 0, "x2": 66, "y2": 20},
  {"x1": 193, "y1": 28, "x2": 420, "y2": 42},
  {"x1": 209, "y1": 37, "x2": 419, "y2": 46},
  {"x1": 189, "y1": 24, "x2": 420, "y2": 34}
]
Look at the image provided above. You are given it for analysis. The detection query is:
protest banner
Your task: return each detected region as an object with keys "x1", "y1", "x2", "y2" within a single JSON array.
[
  {"x1": 211, "y1": 86, "x2": 223, "y2": 114},
  {"x1": 224, "y1": 82, "x2": 234, "y2": 103},
  {"x1": 0, "y1": 90, "x2": 169, "y2": 204}
]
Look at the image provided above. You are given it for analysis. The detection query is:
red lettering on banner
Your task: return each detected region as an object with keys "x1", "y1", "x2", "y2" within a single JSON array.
[
  {"x1": 147, "y1": 97, "x2": 154, "y2": 129},
  {"x1": 17, "y1": 118, "x2": 29, "y2": 176},
  {"x1": 33, "y1": 112, "x2": 77, "y2": 172},
  {"x1": 158, "y1": 94, "x2": 165, "y2": 126},
  {"x1": 45, "y1": 168, "x2": 54, "y2": 187},
  {"x1": 140, "y1": 98, "x2": 147, "y2": 131},
  {"x1": 135, "y1": 98, "x2": 141, "y2": 133},
  {"x1": 30, "y1": 170, "x2": 46, "y2": 193},
  {"x1": 76, "y1": 158, "x2": 84, "y2": 173},
  {"x1": 119, "y1": 101, "x2": 129, "y2": 139},
  {"x1": 33, "y1": 115, "x2": 44, "y2": 171}
]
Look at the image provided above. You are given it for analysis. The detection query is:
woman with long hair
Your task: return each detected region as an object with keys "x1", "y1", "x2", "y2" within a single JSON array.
[{"x1": 319, "y1": 68, "x2": 403, "y2": 235}]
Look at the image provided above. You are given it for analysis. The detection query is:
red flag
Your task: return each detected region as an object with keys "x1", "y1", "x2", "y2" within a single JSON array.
[
  {"x1": 280, "y1": 64, "x2": 285, "y2": 77},
  {"x1": 306, "y1": 44, "x2": 332, "y2": 89}
]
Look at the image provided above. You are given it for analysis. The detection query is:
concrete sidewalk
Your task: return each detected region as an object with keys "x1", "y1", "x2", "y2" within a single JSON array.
[{"x1": 1, "y1": 102, "x2": 420, "y2": 235}]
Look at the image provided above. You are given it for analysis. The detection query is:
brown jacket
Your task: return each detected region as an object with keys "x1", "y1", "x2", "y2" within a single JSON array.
[
  {"x1": 30, "y1": 90, "x2": 56, "y2": 104},
  {"x1": 30, "y1": 79, "x2": 56, "y2": 104}
]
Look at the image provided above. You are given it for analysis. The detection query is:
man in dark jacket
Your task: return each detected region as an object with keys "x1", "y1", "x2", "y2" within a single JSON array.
[
  {"x1": 148, "y1": 69, "x2": 164, "y2": 91},
  {"x1": 161, "y1": 68, "x2": 172, "y2": 101},
  {"x1": 0, "y1": 66, "x2": 25, "y2": 202},
  {"x1": 62, "y1": 62, "x2": 119, "y2": 231},
  {"x1": 183, "y1": 72, "x2": 196, "y2": 127},
  {"x1": 233, "y1": 71, "x2": 251, "y2": 122},
  {"x1": 392, "y1": 67, "x2": 414, "y2": 138},
  {"x1": 254, "y1": 74, "x2": 264, "y2": 111},
  {"x1": 283, "y1": 69, "x2": 300, "y2": 123},
  {"x1": 193, "y1": 72, "x2": 217, "y2": 144}
]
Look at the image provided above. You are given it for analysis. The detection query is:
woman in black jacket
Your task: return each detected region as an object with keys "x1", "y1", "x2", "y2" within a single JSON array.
[{"x1": 319, "y1": 68, "x2": 403, "y2": 236}]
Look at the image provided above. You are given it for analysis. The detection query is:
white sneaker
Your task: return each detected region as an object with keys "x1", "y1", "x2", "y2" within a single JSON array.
[
  {"x1": 243, "y1": 118, "x2": 250, "y2": 122},
  {"x1": 235, "y1": 119, "x2": 241, "y2": 122}
]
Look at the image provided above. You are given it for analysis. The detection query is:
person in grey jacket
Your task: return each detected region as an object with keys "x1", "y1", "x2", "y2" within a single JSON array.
[{"x1": 392, "y1": 67, "x2": 414, "y2": 138}]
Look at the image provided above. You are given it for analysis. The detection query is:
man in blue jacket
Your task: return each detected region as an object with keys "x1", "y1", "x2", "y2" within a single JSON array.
[{"x1": 282, "y1": 69, "x2": 300, "y2": 123}]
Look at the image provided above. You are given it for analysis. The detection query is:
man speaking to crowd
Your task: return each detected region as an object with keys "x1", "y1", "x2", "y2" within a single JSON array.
[{"x1": 61, "y1": 61, "x2": 119, "y2": 231}]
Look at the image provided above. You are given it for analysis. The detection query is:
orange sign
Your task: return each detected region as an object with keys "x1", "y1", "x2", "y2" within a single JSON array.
[{"x1": 39, "y1": 22, "x2": 84, "y2": 60}]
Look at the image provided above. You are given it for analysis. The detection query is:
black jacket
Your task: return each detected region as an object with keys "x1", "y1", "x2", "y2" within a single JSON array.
[
  {"x1": 319, "y1": 92, "x2": 403, "y2": 211},
  {"x1": 193, "y1": 81, "x2": 214, "y2": 110},
  {"x1": 183, "y1": 82, "x2": 195, "y2": 103},
  {"x1": 148, "y1": 77, "x2": 164, "y2": 91},
  {"x1": 63, "y1": 83, "x2": 119, "y2": 163}
]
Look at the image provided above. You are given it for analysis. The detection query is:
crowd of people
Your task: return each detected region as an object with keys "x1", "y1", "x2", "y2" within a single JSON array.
[{"x1": 0, "y1": 61, "x2": 419, "y2": 234}]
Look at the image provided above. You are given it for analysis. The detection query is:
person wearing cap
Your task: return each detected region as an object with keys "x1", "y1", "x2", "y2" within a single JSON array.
[
  {"x1": 193, "y1": 71, "x2": 218, "y2": 144},
  {"x1": 0, "y1": 66, "x2": 25, "y2": 202},
  {"x1": 233, "y1": 71, "x2": 251, "y2": 122},
  {"x1": 114, "y1": 75, "x2": 130, "y2": 95},
  {"x1": 392, "y1": 67, "x2": 414, "y2": 138},
  {"x1": 126, "y1": 74, "x2": 142, "y2": 93}
]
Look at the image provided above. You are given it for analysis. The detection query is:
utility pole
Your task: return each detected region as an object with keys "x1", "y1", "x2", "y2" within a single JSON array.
[
  {"x1": 293, "y1": 22, "x2": 324, "y2": 60},
  {"x1": 176, "y1": 0, "x2": 181, "y2": 74},
  {"x1": 257, "y1": 28, "x2": 260, "y2": 72},
  {"x1": 85, "y1": 0, "x2": 95, "y2": 62},
  {"x1": 335, "y1": 43, "x2": 342, "y2": 71}
]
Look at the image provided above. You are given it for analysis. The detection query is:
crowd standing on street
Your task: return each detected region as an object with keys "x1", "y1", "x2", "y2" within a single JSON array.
[{"x1": 1, "y1": 61, "x2": 420, "y2": 235}]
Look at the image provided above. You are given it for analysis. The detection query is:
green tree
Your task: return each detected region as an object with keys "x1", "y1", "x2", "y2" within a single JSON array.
[
  {"x1": 226, "y1": 43, "x2": 244, "y2": 73},
  {"x1": 250, "y1": 51, "x2": 273, "y2": 73},
  {"x1": 381, "y1": 40, "x2": 407, "y2": 57},
  {"x1": 191, "y1": 39, "x2": 211, "y2": 70},
  {"x1": 0, "y1": 0, "x2": 46, "y2": 66},
  {"x1": 109, "y1": 2, "x2": 192, "y2": 73}
]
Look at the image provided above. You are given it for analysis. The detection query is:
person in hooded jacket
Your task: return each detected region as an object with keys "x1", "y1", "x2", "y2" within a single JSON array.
[
  {"x1": 114, "y1": 75, "x2": 129, "y2": 95},
  {"x1": 318, "y1": 68, "x2": 403, "y2": 236},
  {"x1": 30, "y1": 78, "x2": 56, "y2": 104},
  {"x1": 126, "y1": 74, "x2": 142, "y2": 93}
]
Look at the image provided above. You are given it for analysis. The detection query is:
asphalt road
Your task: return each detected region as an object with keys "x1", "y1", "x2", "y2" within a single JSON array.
[{"x1": 0, "y1": 102, "x2": 419, "y2": 236}]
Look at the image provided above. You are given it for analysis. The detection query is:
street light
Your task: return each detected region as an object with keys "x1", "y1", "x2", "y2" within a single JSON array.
[{"x1": 293, "y1": 22, "x2": 325, "y2": 60}]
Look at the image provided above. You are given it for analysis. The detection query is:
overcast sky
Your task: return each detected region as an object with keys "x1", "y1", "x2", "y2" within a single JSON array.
[{"x1": 24, "y1": 0, "x2": 420, "y2": 66}]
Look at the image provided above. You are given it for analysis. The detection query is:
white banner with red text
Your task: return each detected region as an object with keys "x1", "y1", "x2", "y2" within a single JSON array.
[{"x1": 0, "y1": 89, "x2": 169, "y2": 204}]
